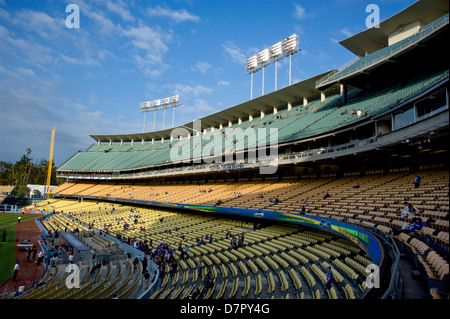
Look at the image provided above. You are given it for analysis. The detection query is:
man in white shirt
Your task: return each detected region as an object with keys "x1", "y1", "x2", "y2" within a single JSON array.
[
  {"x1": 37, "y1": 251, "x2": 44, "y2": 266},
  {"x1": 13, "y1": 263, "x2": 19, "y2": 281}
]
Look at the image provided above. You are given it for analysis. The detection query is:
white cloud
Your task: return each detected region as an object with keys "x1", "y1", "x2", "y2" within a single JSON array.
[
  {"x1": 218, "y1": 80, "x2": 229, "y2": 86},
  {"x1": 147, "y1": 6, "x2": 200, "y2": 23},
  {"x1": 192, "y1": 61, "x2": 212, "y2": 74},
  {"x1": 0, "y1": 8, "x2": 10, "y2": 20},
  {"x1": 179, "y1": 99, "x2": 215, "y2": 121},
  {"x1": 0, "y1": 25, "x2": 56, "y2": 67},
  {"x1": 120, "y1": 24, "x2": 172, "y2": 77},
  {"x1": 104, "y1": 0, "x2": 135, "y2": 22},
  {"x1": 59, "y1": 53, "x2": 100, "y2": 66},
  {"x1": 14, "y1": 67, "x2": 36, "y2": 77},
  {"x1": 222, "y1": 41, "x2": 246, "y2": 65},
  {"x1": 122, "y1": 25, "x2": 170, "y2": 54},
  {"x1": 340, "y1": 27, "x2": 353, "y2": 37},
  {"x1": 75, "y1": 0, "x2": 119, "y2": 34},
  {"x1": 170, "y1": 84, "x2": 213, "y2": 97},
  {"x1": 12, "y1": 10, "x2": 65, "y2": 39},
  {"x1": 193, "y1": 99, "x2": 214, "y2": 112},
  {"x1": 330, "y1": 38, "x2": 339, "y2": 44},
  {"x1": 97, "y1": 49, "x2": 117, "y2": 61},
  {"x1": 294, "y1": 4, "x2": 307, "y2": 19}
]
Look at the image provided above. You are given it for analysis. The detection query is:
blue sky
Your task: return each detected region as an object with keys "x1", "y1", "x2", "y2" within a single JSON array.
[{"x1": 0, "y1": 0, "x2": 417, "y2": 166}]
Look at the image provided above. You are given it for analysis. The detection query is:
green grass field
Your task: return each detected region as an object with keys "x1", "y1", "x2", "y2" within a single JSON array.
[{"x1": 0, "y1": 213, "x2": 38, "y2": 285}]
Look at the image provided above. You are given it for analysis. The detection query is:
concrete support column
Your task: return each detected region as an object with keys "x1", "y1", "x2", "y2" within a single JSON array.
[{"x1": 340, "y1": 83, "x2": 348, "y2": 105}]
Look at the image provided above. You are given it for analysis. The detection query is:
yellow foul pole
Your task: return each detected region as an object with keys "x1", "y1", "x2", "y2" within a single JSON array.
[{"x1": 45, "y1": 128, "x2": 55, "y2": 212}]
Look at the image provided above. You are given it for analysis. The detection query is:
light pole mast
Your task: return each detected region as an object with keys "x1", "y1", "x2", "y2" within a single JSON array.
[{"x1": 245, "y1": 34, "x2": 300, "y2": 97}]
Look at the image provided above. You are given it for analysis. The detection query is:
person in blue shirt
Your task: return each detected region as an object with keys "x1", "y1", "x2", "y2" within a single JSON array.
[
  {"x1": 393, "y1": 217, "x2": 423, "y2": 235},
  {"x1": 414, "y1": 175, "x2": 421, "y2": 188},
  {"x1": 323, "y1": 265, "x2": 334, "y2": 296},
  {"x1": 409, "y1": 217, "x2": 423, "y2": 234}
]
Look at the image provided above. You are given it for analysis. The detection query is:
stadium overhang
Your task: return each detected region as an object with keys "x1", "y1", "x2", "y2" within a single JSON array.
[
  {"x1": 90, "y1": 71, "x2": 340, "y2": 143},
  {"x1": 339, "y1": 0, "x2": 448, "y2": 58},
  {"x1": 196, "y1": 70, "x2": 339, "y2": 127},
  {"x1": 89, "y1": 128, "x2": 175, "y2": 143}
]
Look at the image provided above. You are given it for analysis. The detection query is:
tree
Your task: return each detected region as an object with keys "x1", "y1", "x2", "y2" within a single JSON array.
[
  {"x1": 2, "y1": 148, "x2": 64, "y2": 194},
  {"x1": 11, "y1": 148, "x2": 33, "y2": 197},
  {"x1": 0, "y1": 161, "x2": 14, "y2": 184},
  {"x1": 32, "y1": 189, "x2": 42, "y2": 197}
]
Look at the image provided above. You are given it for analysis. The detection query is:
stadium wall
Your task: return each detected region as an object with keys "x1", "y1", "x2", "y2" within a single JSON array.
[{"x1": 54, "y1": 194, "x2": 382, "y2": 265}]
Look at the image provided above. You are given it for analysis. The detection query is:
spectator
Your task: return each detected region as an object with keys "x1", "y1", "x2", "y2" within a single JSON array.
[
  {"x1": 143, "y1": 270, "x2": 150, "y2": 289},
  {"x1": 13, "y1": 263, "x2": 19, "y2": 281},
  {"x1": 26, "y1": 249, "x2": 31, "y2": 263},
  {"x1": 204, "y1": 272, "x2": 216, "y2": 291},
  {"x1": 399, "y1": 202, "x2": 417, "y2": 218},
  {"x1": 322, "y1": 265, "x2": 334, "y2": 296},
  {"x1": 300, "y1": 205, "x2": 306, "y2": 214},
  {"x1": 31, "y1": 245, "x2": 37, "y2": 261},
  {"x1": 409, "y1": 217, "x2": 424, "y2": 235},
  {"x1": 392, "y1": 217, "x2": 423, "y2": 235},
  {"x1": 197, "y1": 258, "x2": 203, "y2": 276},
  {"x1": 414, "y1": 175, "x2": 421, "y2": 188},
  {"x1": 37, "y1": 251, "x2": 44, "y2": 266},
  {"x1": 158, "y1": 265, "x2": 165, "y2": 287}
]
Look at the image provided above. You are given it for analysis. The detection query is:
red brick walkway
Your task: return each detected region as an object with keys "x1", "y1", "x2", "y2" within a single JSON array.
[{"x1": 0, "y1": 215, "x2": 45, "y2": 296}]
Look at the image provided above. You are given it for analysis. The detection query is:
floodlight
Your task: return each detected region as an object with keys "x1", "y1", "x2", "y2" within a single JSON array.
[
  {"x1": 257, "y1": 49, "x2": 270, "y2": 64},
  {"x1": 140, "y1": 95, "x2": 182, "y2": 132},
  {"x1": 245, "y1": 33, "x2": 300, "y2": 98},
  {"x1": 245, "y1": 55, "x2": 258, "y2": 70},
  {"x1": 270, "y1": 41, "x2": 283, "y2": 57},
  {"x1": 282, "y1": 34, "x2": 299, "y2": 53}
]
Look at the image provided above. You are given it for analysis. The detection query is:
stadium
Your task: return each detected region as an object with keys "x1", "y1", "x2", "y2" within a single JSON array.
[{"x1": 1, "y1": 0, "x2": 448, "y2": 308}]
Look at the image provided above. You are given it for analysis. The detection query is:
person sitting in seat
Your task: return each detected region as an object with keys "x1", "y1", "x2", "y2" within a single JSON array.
[{"x1": 392, "y1": 217, "x2": 423, "y2": 235}]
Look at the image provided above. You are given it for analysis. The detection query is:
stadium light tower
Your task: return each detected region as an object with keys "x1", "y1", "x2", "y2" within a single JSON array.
[
  {"x1": 245, "y1": 34, "x2": 300, "y2": 98},
  {"x1": 140, "y1": 95, "x2": 180, "y2": 132}
]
